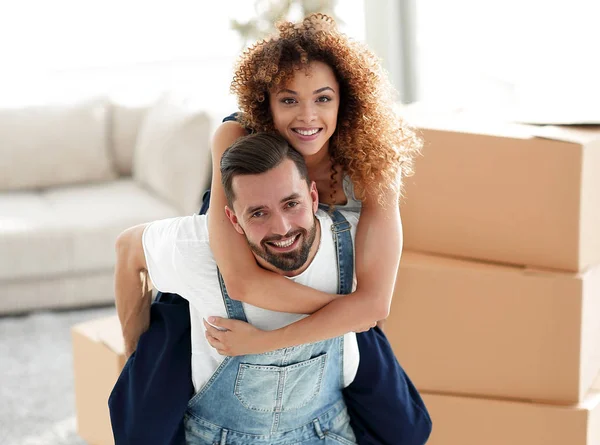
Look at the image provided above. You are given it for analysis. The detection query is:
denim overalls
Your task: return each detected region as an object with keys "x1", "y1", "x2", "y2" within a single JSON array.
[{"x1": 184, "y1": 208, "x2": 356, "y2": 444}]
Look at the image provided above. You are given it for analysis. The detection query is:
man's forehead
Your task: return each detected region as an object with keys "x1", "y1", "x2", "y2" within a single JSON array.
[
  {"x1": 234, "y1": 183, "x2": 305, "y2": 212},
  {"x1": 231, "y1": 160, "x2": 307, "y2": 211}
]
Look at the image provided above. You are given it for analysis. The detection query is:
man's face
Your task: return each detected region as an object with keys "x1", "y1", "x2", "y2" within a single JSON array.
[{"x1": 225, "y1": 159, "x2": 319, "y2": 275}]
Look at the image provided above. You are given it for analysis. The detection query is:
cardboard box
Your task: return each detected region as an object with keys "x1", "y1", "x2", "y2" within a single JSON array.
[
  {"x1": 386, "y1": 251, "x2": 600, "y2": 404},
  {"x1": 421, "y1": 390, "x2": 600, "y2": 445},
  {"x1": 399, "y1": 107, "x2": 600, "y2": 272},
  {"x1": 72, "y1": 314, "x2": 125, "y2": 445}
]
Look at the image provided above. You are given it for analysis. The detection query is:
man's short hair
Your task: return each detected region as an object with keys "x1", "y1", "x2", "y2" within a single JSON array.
[{"x1": 220, "y1": 133, "x2": 311, "y2": 207}]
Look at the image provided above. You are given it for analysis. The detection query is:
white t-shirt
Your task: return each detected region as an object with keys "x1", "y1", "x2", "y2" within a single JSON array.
[{"x1": 142, "y1": 209, "x2": 360, "y2": 393}]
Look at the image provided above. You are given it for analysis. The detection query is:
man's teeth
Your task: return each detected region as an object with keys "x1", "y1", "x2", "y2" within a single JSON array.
[
  {"x1": 295, "y1": 128, "x2": 319, "y2": 136},
  {"x1": 271, "y1": 236, "x2": 296, "y2": 248}
]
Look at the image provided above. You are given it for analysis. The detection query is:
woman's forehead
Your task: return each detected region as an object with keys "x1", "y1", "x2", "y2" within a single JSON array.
[{"x1": 271, "y1": 61, "x2": 338, "y2": 92}]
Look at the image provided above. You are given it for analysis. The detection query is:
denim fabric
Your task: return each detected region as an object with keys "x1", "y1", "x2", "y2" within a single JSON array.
[
  {"x1": 184, "y1": 258, "x2": 356, "y2": 444},
  {"x1": 319, "y1": 204, "x2": 354, "y2": 295},
  {"x1": 185, "y1": 399, "x2": 356, "y2": 445}
]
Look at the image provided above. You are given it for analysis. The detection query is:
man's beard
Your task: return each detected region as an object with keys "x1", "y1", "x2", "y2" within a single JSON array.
[{"x1": 247, "y1": 220, "x2": 317, "y2": 272}]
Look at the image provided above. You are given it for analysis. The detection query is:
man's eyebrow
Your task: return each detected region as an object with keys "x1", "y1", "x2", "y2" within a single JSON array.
[
  {"x1": 245, "y1": 193, "x2": 301, "y2": 215},
  {"x1": 281, "y1": 193, "x2": 301, "y2": 203},
  {"x1": 245, "y1": 205, "x2": 265, "y2": 215},
  {"x1": 276, "y1": 86, "x2": 336, "y2": 95}
]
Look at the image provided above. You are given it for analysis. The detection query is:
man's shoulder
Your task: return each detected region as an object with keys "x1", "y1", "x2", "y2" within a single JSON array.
[{"x1": 146, "y1": 214, "x2": 210, "y2": 244}]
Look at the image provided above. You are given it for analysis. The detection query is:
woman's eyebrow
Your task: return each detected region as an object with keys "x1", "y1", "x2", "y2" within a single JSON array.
[
  {"x1": 277, "y1": 88, "x2": 297, "y2": 95},
  {"x1": 313, "y1": 86, "x2": 335, "y2": 94},
  {"x1": 276, "y1": 86, "x2": 336, "y2": 95}
]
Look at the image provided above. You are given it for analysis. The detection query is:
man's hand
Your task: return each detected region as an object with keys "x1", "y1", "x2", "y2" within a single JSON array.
[{"x1": 203, "y1": 317, "x2": 273, "y2": 356}]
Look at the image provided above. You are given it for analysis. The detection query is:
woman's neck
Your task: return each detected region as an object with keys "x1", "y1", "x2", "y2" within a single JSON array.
[{"x1": 304, "y1": 143, "x2": 332, "y2": 178}]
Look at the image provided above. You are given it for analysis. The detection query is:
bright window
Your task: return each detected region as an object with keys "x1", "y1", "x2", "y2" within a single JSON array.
[{"x1": 0, "y1": 0, "x2": 364, "y2": 107}]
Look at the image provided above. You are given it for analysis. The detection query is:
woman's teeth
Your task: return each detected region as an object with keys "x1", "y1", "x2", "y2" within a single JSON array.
[{"x1": 294, "y1": 128, "x2": 320, "y2": 136}]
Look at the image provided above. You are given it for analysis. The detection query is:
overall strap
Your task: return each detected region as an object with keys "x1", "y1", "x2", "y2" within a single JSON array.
[
  {"x1": 319, "y1": 205, "x2": 354, "y2": 296},
  {"x1": 217, "y1": 268, "x2": 248, "y2": 322}
]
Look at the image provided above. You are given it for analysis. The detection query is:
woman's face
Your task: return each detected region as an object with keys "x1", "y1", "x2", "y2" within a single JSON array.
[{"x1": 269, "y1": 61, "x2": 340, "y2": 160}]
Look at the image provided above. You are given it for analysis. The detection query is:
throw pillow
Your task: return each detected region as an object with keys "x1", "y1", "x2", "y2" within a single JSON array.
[
  {"x1": 0, "y1": 97, "x2": 117, "y2": 191},
  {"x1": 133, "y1": 93, "x2": 213, "y2": 215}
]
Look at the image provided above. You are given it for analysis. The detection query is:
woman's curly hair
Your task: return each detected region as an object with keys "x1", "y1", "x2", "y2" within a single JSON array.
[{"x1": 231, "y1": 13, "x2": 422, "y2": 203}]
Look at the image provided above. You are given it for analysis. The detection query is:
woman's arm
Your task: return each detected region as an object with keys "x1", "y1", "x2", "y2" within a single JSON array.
[
  {"x1": 208, "y1": 121, "x2": 338, "y2": 314},
  {"x1": 206, "y1": 183, "x2": 403, "y2": 355}
]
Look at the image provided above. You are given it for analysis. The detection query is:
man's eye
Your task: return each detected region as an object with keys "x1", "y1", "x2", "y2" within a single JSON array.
[
  {"x1": 251, "y1": 211, "x2": 265, "y2": 218},
  {"x1": 286, "y1": 201, "x2": 299, "y2": 208},
  {"x1": 281, "y1": 98, "x2": 296, "y2": 105}
]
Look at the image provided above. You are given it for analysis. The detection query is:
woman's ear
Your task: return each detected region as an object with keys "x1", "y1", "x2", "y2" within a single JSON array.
[{"x1": 225, "y1": 206, "x2": 245, "y2": 235}]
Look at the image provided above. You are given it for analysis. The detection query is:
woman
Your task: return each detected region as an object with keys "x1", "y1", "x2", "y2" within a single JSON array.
[{"x1": 203, "y1": 13, "x2": 430, "y2": 445}]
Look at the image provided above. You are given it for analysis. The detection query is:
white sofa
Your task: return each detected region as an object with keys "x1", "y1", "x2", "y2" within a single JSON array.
[{"x1": 0, "y1": 93, "x2": 217, "y2": 314}]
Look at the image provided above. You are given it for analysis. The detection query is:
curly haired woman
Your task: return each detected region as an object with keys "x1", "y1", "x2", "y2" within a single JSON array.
[
  {"x1": 111, "y1": 13, "x2": 431, "y2": 445},
  {"x1": 202, "y1": 13, "x2": 431, "y2": 445},
  {"x1": 207, "y1": 12, "x2": 417, "y2": 347}
]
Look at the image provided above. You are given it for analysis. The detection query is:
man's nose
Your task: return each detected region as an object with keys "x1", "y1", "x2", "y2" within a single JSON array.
[{"x1": 271, "y1": 212, "x2": 292, "y2": 236}]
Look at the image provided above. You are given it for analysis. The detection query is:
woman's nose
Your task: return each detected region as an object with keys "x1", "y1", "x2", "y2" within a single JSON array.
[{"x1": 297, "y1": 103, "x2": 317, "y2": 123}]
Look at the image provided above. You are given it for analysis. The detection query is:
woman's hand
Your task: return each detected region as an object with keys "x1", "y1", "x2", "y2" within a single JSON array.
[
  {"x1": 354, "y1": 321, "x2": 378, "y2": 333},
  {"x1": 203, "y1": 317, "x2": 274, "y2": 356}
]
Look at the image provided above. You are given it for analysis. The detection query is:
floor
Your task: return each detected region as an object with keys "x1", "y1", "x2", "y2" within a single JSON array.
[{"x1": 0, "y1": 305, "x2": 116, "y2": 445}]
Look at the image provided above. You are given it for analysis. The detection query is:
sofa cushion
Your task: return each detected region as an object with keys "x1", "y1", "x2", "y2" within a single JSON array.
[
  {"x1": 0, "y1": 97, "x2": 117, "y2": 192},
  {"x1": 0, "y1": 179, "x2": 180, "y2": 281},
  {"x1": 133, "y1": 93, "x2": 213, "y2": 216},
  {"x1": 1, "y1": 271, "x2": 115, "y2": 315},
  {"x1": 109, "y1": 101, "x2": 151, "y2": 176}
]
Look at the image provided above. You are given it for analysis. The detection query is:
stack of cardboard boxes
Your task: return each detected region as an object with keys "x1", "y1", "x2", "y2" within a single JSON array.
[{"x1": 387, "y1": 107, "x2": 600, "y2": 444}]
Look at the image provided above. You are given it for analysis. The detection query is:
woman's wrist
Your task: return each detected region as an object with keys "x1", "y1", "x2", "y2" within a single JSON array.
[{"x1": 259, "y1": 329, "x2": 283, "y2": 353}]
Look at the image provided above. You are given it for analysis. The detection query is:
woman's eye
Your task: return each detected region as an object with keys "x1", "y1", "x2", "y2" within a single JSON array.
[
  {"x1": 281, "y1": 98, "x2": 296, "y2": 105},
  {"x1": 317, "y1": 96, "x2": 332, "y2": 103}
]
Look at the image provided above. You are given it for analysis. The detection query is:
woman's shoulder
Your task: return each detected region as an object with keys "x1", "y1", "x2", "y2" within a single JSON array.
[
  {"x1": 339, "y1": 175, "x2": 362, "y2": 213},
  {"x1": 222, "y1": 112, "x2": 242, "y2": 123},
  {"x1": 213, "y1": 113, "x2": 249, "y2": 154}
]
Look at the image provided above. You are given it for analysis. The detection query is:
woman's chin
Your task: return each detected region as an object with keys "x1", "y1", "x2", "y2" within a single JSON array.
[{"x1": 290, "y1": 138, "x2": 328, "y2": 158}]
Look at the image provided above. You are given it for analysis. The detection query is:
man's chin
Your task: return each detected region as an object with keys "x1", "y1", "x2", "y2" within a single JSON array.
[{"x1": 266, "y1": 256, "x2": 306, "y2": 273}]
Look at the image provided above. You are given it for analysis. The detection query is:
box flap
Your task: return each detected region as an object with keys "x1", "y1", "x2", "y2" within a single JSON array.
[
  {"x1": 73, "y1": 314, "x2": 124, "y2": 355},
  {"x1": 98, "y1": 316, "x2": 125, "y2": 356},
  {"x1": 401, "y1": 106, "x2": 535, "y2": 140},
  {"x1": 399, "y1": 102, "x2": 600, "y2": 144},
  {"x1": 504, "y1": 103, "x2": 600, "y2": 126},
  {"x1": 528, "y1": 125, "x2": 600, "y2": 145}
]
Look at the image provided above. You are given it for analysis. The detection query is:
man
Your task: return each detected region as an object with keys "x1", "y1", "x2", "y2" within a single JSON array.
[{"x1": 112, "y1": 133, "x2": 361, "y2": 444}]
